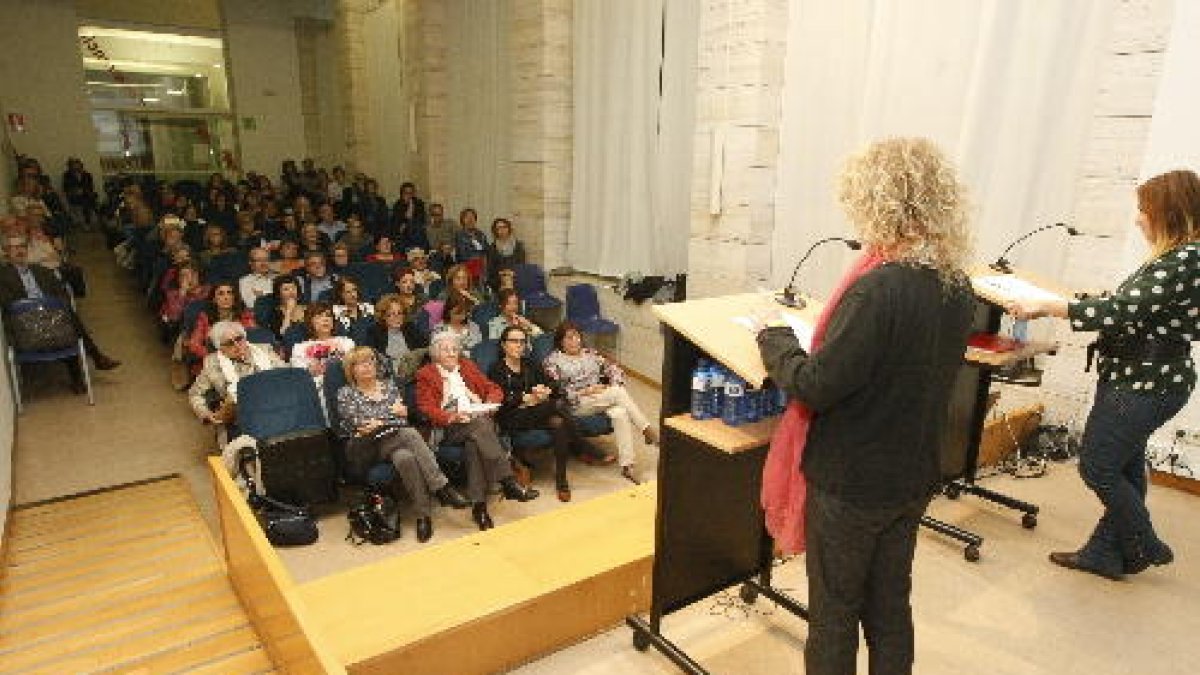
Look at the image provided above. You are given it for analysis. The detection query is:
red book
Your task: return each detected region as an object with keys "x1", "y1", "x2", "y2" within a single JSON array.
[{"x1": 967, "y1": 332, "x2": 1022, "y2": 353}]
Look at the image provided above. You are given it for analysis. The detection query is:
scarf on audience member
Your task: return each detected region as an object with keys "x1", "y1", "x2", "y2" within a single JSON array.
[
  {"x1": 762, "y1": 248, "x2": 887, "y2": 555},
  {"x1": 217, "y1": 343, "x2": 274, "y2": 402}
]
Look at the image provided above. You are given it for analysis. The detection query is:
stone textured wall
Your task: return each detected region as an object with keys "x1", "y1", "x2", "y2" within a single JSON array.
[
  {"x1": 509, "y1": 0, "x2": 573, "y2": 270},
  {"x1": 686, "y1": 0, "x2": 789, "y2": 300}
]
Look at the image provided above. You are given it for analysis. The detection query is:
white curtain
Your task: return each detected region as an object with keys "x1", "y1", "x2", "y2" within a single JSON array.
[
  {"x1": 570, "y1": 0, "x2": 695, "y2": 276},
  {"x1": 444, "y1": 0, "x2": 511, "y2": 222},
  {"x1": 772, "y1": 0, "x2": 1111, "y2": 297}
]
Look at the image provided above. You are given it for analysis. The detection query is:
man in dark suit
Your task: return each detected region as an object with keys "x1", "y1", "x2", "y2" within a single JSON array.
[{"x1": 1, "y1": 233, "x2": 120, "y2": 390}]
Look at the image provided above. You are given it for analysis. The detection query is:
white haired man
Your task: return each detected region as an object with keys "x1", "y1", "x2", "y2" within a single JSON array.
[{"x1": 189, "y1": 320, "x2": 285, "y2": 427}]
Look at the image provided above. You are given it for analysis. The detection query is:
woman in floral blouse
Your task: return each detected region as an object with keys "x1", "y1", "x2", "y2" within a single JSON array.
[
  {"x1": 543, "y1": 322, "x2": 658, "y2": 483},
  {"x1": 1010, "y1": 169, "x2": 1200, "y2": 580},
  {"x1": 336, "y1": 347, "x2": 467, "y2": 543}
]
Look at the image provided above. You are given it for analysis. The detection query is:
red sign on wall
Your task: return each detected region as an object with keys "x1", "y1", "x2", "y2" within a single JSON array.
[{"x1": 7, "y1": 113, "x2": 25, "y2": 133}]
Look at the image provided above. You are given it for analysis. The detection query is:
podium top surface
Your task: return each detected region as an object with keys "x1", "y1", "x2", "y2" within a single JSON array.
[
  {"x1": 653, "y1": 292, "x2": 823, "y2": 388},
  {"x1": 654, "y1": 267, "x2": 1069, "y2": 387}
]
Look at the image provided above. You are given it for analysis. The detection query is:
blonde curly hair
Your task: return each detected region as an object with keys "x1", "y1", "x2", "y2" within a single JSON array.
[{"x1": 837, "y1": 137, "x2": 973, "y2": 282}]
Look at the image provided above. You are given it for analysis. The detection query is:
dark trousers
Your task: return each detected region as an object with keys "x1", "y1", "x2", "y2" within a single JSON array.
[
  {"x1": 804, "y1": 486, "x2": 930, "y2": 675},
  {"x1": 442, "y1": 416, "x2": 514, "y2": 502},
  {"x1": 501, "y1": 399, "x2": 581, "y2": 487},
  {"x1": 1076, "y1": 383, "x2": 1188, "y2": 575}
]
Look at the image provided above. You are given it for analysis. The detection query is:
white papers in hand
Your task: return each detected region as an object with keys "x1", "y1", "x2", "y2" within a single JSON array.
[
  {"x1": 731, "y1": 314, "x2": 815, "y2": 351},
  {"x1": 459, "y1": 402, "x2": 500, "y2": 415},
  {"x1": 975, "y1": 275, "x2": 1065, "y2": 304}
]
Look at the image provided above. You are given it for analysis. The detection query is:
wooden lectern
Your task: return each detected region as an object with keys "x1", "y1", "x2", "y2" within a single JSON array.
[{"x1": 626, "y1": 293, "x2": 816, "y2": 674}]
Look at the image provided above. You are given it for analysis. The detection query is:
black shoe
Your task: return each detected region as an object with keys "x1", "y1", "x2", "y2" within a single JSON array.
[
  {"x1": 436, "y1": 485, "x2": 470, "y2": 509},
  {"x1": 1049, "y1": 551, "x2": 1123, "y2": 581},
  {"x1": 416, "y1": 517, "x2": 433, "y2": 543},
  {"x1": 1125, "y1": 544, "x2": 1174, "y2": 574},
  {"x1": 472, "y1": 503, "x2": 494, "y2": 530},
  {"x1": 500, "y1": 478, "x2": 539, "y2": 502},
  {"x1": 93, "y1": 354, "x2": 121, "y2": 371},
  {"x1": 70, "y1": 379, "x2": 87, "y2": 396}
]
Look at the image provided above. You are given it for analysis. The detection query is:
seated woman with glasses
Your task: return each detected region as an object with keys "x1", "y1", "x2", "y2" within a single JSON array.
[
  {"x1": 487, "y1": 288, "x2": 543, "y2": 341},
  {"x1": 544, "y1": 322, "x2": 658, "y2": 484},
  {"x1": 336, "y1": 346, "x2": 469, "y2": 543},
  {"x1": 415, "y1": 332, "x2": 539, "y2": 531},
  {"x1": 488, "y1": 326, "x2": 585, "y2": 502},
  {"x1": 189, "y1": 320, "x2": 285, "y2": 431},
  {"x1": 367, "y1": 293, "x2": 429, "y2": 383}
]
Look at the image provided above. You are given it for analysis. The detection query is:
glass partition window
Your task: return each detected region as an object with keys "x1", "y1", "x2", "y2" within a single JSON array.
[{"x1": 79, "y1": 25, "x2": 237, "y2": 181}]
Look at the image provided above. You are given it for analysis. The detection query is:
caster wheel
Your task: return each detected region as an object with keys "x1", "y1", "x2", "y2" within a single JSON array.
[
  {"x1": 633, "y1": 630, "x2": 651, "y2": 652},
  {"x1": 1022, "y1": 513, "x2": 1038, "y2": 529},
  {"x1": 964, "y1": 545, "x2": 981, "y2": 562},
  {"x1": 739, "y1": 583, "x2": 759, "y2": 604},
  {"x1": 944, "y1": 484, "x2": 962, "y2": 500}
]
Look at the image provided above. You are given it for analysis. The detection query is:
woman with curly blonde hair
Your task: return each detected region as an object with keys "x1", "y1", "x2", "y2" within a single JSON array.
[{"x1": 755, "y1": 137, "x2": 976, "y2": 674}]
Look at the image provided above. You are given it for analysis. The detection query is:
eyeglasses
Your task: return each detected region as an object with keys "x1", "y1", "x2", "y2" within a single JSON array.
[
  {"x1": 503, "y1": 338, "x2": 527, "y2": 344},
  {"x1": 220, "y1": 334, "x2": 248, "y2": 347}
]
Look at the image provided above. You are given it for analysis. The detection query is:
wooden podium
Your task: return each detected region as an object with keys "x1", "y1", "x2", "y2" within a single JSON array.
[{"x1": 626, "y1": 293, "x2": 816, "y2": 674}]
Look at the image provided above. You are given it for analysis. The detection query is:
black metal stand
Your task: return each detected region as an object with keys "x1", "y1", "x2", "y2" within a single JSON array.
[
  {"x1": 920, "y1": 299, "x2": 1043, "y2": 561},
  {"x1": 627, "y1": 327, "x2": 808, "y2": 674}
]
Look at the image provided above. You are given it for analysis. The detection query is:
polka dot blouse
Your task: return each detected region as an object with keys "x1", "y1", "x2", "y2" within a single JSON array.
[{"x1": 1067, "y1": 241, "x2": 1199, "y2": 394}]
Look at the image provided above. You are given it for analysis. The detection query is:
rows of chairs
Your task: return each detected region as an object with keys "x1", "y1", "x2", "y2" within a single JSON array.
[{"x1": 234, "y1": 342, "x2": 615, "y2": 507}]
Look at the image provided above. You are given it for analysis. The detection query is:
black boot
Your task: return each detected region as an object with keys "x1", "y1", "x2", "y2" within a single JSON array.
[
  {"x1": 500, "y1": 477, "x2": 539, "y2": 502},
  {"x1": 436, "y1": 485, "x2": 469, "y2": 509},
  {"x1": 472, "y1": 503, "x2": 494, "y2": 531}
]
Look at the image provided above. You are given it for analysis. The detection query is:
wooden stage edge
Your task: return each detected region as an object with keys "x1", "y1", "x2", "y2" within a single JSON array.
[
  {"x1": 209, "y1": 458, "x2": 657, "y2": 675},
  {"x1": 1150, "y1": 469, "x2": 1200, "y2": 497}
]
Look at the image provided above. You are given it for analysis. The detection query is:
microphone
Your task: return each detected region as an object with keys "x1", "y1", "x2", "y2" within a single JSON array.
[
  {"x1": 990, "y1": 223, "x2": 1109, "y2": 274},
  {"x1": 777, "y1": 237, "x2": 863, "y2": 308}
]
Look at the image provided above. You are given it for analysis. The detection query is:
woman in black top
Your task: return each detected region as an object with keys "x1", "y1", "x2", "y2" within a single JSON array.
[
  {"x1": 756, "y1": 138, "x2": 975, "y2": 674},
  {"x1": 1010, "y1": 169, "x2": 1200, "y2": 580},
  {"x1": 487, "y1": 325, "x2": 584, "y2": 502}
]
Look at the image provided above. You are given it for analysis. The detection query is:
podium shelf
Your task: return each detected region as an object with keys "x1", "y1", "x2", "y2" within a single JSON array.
[{"x1": 664, "y1": 413, "x2": 780, "y2": 454}]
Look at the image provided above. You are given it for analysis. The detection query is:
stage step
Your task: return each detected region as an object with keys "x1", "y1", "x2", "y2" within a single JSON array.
[{"x1": 0, "y1": 475, "x2": 276, "y2": 674}]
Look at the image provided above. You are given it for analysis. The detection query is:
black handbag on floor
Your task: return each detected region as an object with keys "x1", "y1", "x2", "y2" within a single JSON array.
[
  {"x1": 251, "y1": 493, "x2": 318, "y2": 546},
  {"x1": 239, "y1": 449, "x2": 319, "y2": 547}
]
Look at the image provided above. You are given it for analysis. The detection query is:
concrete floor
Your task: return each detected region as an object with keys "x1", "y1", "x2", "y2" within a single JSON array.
[{"x1": 12, "y1": 235, "x2": 1200, "y2": 674}]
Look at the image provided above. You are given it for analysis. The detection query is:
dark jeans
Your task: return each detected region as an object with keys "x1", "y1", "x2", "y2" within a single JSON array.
[
  {"x1": 1076, "y1": 383, "x2": 1188, "y2": 576},
  {"x1": 804, "y1": 486, "x2": 931, "y2": 675},
  {"x1": 500, "y1": 399, "x2": 582, "y2": 487}
]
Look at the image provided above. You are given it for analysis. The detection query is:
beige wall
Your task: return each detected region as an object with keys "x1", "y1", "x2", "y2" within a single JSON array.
[
  {"x1": 75, "y1": 0, "x2": 221, "y2": 30},
  {"x1": 0, "y1": 0, "x2": 101, "y2": 191},
  {"x1": 222, "y1": 0, "x2": 309, "y2": 176}
]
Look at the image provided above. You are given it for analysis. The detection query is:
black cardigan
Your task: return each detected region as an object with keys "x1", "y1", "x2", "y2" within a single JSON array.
[
  {"x1": 757, "y1": 264, "x2": 974, "y2": 507},
  {"x1": 487, "y1": 357, "x2": 558, "y2": 426}
]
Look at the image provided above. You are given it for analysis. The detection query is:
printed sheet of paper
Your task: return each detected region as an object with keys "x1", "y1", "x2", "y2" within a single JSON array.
[
  {"x1": 731, "y1": 314, "x2": 815, "y2": 351},
  {"x1": 974, "y1": 275, "x2": 1066, "y2": 303},
  {"x1": 459, "y1": 402, "x2": 500, "y2": 415}
]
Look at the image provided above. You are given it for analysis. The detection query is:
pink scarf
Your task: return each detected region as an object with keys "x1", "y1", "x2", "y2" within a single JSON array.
[{"x1": 761, "y1": 249, "x2": 887, "y2": 554}]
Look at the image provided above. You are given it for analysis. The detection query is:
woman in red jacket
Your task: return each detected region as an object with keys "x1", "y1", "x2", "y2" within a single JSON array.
[{"x1": 415, "y1": 331, "x2": 539, "y2": 530}]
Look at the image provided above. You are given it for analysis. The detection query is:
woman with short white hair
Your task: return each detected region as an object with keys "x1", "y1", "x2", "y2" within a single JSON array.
[{"x1": 415, "y1": 332, "x2": 538, "y2": 531}]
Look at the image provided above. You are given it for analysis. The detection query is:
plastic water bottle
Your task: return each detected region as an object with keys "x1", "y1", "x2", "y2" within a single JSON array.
[
  {"x1": 743, "y1": 387, "x2": 762, "y2": 423},
  {"x1": 774, "y1": 386, "x2": 789, "y2": 415},
  {"x1": 708, "y1": 365, "x2": 726, "y2": 420},
  {"x1": 722, "y1": 375, "x2": 746, "y2": 427},
  {"x1": 690, "y1": 359, "x2": 711, "y2": 420},
  {"x1": 1012, "y1": 318, "x2": 1029, "y2": 344}
]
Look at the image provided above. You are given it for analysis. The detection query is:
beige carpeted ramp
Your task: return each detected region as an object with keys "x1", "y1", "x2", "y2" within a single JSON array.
[{"x1": 0, "y1": 475, "x2": 275, "y2": 674}]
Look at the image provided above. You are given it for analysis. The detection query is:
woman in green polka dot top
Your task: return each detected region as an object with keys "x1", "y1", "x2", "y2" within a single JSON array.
[{"x1": 1009, "y1": 169, "x2": 1199, "y2": 581}]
